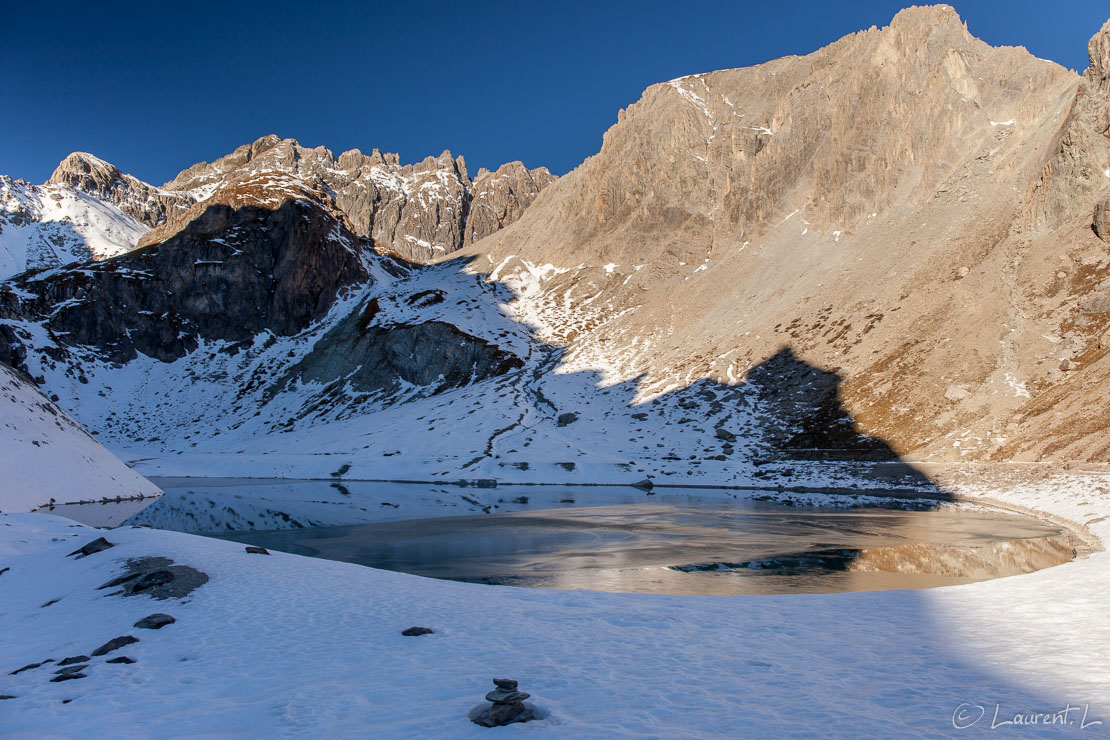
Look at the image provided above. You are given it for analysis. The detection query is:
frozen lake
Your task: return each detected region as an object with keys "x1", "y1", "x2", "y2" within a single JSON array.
[{"x1": 48, "y1": 479, "x2": 1074, "y2": 595}]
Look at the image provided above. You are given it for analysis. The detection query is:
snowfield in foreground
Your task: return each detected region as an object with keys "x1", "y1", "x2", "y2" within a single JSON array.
[{"x1": 1, "y1": 471, "x2": 1108, "y2": 738}]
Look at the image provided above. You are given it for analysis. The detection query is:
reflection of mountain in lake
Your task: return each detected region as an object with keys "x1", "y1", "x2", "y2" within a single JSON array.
[{"x1": 209, "y1": 501, "x2": 1075, "y2": 596}]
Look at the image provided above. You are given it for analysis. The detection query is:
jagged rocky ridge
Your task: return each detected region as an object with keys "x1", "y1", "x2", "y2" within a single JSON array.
[
  {"x1": 4, "y1": 6, "x2": 1110, "y2": 479},
  {"x1": 158, "y1": 136, "x2": 556, "y2": 261},
  {"x1": 0, "y1": 137, "x2": 553, "y2": 280}
]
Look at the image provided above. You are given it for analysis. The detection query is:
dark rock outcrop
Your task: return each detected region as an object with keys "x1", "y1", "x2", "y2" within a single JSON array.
[
  {"x1": 131, "y1": 570, "x2": 175, "y2": 592},
  {"x1": 102, "y1": 557, "x2": 209, "y2": 600},
  {"x1": 2, "y1": 175, "x2": 371, "y2": 364},
  {"x1": 281, "y1": 309, "x2": 524, "y2": 399},
  {"x1": 401, "y1": 626, "x2": 434, "y2": 636}
]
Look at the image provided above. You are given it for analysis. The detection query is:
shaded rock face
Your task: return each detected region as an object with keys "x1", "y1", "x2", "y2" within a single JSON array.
[
  {"x1": 279, "y1": 300, "x2": 524, "y2": 398},
  {"x1": 464, "y1": 163, "x2": 558, "y2": 249},
  {"x1": 1095, "y1": 200, "x2": 1110, "y2": 242},
  {"x1": 1027, "y1": 18, "x2": 1110, "y2": 230},
  {"x1": 1, "y1": 176, "x2": 370, "y2": 363},
  {"x1": 46, "y1": 152, "x2": 192, "y2": 227},
  {"x1": 160, "y1": 135, "x2": 556, "y2": 262}
]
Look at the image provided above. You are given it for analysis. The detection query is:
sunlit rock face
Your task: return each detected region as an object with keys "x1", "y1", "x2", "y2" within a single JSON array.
[
  {"x1": 160, "y1": 135, "x2": 556, "y2": 262},
  {"x1": 461, "y1": 8, "x2": 1110, "y2": 462}
]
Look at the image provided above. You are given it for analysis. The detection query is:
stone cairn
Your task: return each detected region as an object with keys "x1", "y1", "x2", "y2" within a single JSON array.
[{"x1": 471, "y1": 678, "x2": 535, "y2": 727}]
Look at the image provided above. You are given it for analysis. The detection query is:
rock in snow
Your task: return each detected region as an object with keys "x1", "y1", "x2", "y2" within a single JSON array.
[
  {"x1": 91, "y1": 636, "x2": 139, "y2": 657},
  {"x1": 134, "y1": 614, "x2": 175, "y2": 630},
  {"x1": 471, "y1": 678, "x2": 536, "y2": 727},
  {"x1": 67, "y1": 537, "x2": 114, "y2": 559}
]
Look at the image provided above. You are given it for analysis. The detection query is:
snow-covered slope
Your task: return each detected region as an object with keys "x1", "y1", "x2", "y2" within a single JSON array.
[
  {"x1": 1, "y1": 472, "x2": 1107, "y2": 737},
  {"x1": 3, "y1": 242, "x2": 920, "y2": 489},
  {"x1": 0, "y1": 176, "x2": 148, "y2": 280},
  {"x1": 0, "y1": 363, "x2": 160, "y2": 512}
]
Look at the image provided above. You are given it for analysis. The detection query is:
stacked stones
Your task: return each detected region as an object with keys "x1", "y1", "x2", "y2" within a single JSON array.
[{"x1": 471, "y1": 678, "x2": 535, "y2": 727}]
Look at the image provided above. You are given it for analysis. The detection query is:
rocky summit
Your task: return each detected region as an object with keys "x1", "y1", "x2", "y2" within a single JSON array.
[
  {"x1": 0, "y1": 136, "x2": 552, "y2": 281},
  {"x1": 3, "y1": 6, "x2": 1110, "y2": 485}
]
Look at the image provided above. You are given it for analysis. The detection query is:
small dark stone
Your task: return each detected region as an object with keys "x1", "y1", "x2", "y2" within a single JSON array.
[
  {"x1": 245, "y1": 546, "x2": 270, "y2": 555},
  {"x1": 631, "y1": 478, "x2": 654, "y2": 491},
  {"x1": 54, "y1": 665, "x2": 88, "y2": 676},
  {"x1": 715, "y1": 427, "x2": 736, "y2": 442},
  {"x1": 41, "y1": 598, "x2": 60, "y2": 608},
  {"x1": 57, "y1": 655, "x2": 90, "y2": 666},
  {"x1": 401, "y1": 626, "x2": 433, "y2": 636},
  {"x1": 0, "y1": 695, "x2": 14, "y2": 700},
  {"x1": 67, "y1": 537, "x2": 114, "y2": 558},
  {"x1": 106, "y1": 656, "x2": 135, "y2": 664},
  {"x1": 51, "y1": 672, "x2": 86, "y2": 683},
  {"x1": 132, "y1": 570, "x2": 174, "y2": 591},
  {"x1": 492, "y1": 678, "x2": 518, "y2": 690},
  {"x1": 135, "y1": 613, "x2": 175, "y2": 630},
  {"x1": 92, "y1": 635, "x2": 138, "y2": 657},
  {"x1": 0, "y1": 566, "x2": 9, "y2": 576}
]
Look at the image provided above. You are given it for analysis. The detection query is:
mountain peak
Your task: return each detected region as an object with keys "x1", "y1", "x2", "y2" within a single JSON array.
[
  {"x1": 1088, "y1": 18, "x2": 1110, "y2": 85},
  {"x1": 46, "y1": 151, "x2": 123, "y2": 190},
  {"x1": 889, "y1": 4, "x2": 962, "y2": 28}
]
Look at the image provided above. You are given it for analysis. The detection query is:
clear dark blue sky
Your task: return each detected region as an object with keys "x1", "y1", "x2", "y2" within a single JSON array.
[{"x1": 2, "y1": 1, "x2": 1107, "y2": 185}]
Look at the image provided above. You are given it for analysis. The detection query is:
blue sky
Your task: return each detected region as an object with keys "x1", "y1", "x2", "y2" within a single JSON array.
[{"x1": 2, "y1": 1, "x2": 1107, "y2": 184}]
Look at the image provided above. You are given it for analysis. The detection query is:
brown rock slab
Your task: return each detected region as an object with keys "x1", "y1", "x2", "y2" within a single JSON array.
[
  {"x1": 92, "y1": 636, "x2": 138, "y2": 657},
  {"x1": 50, "y1": 672, "x2": 86, "y2": 683},
  {"x1": 57, "y1": 656, "x2": 89, "y2": 667},
  {"x1": 134, "y1": 613, "x2": 175, "y2": 630},
  {"x1": 1095, "y1": 200, "x2": 1110, "y2": 242}
]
